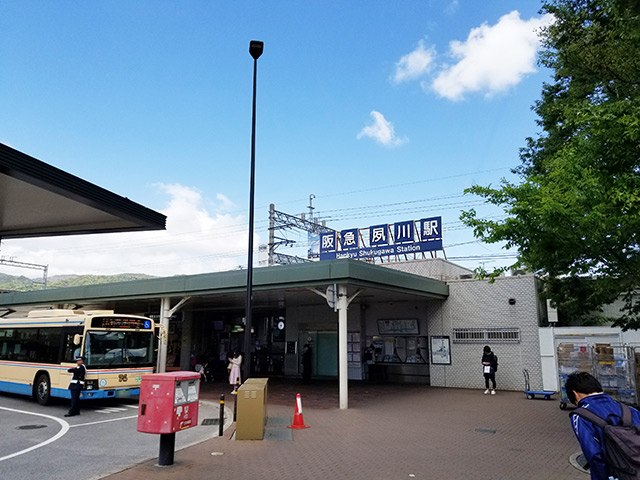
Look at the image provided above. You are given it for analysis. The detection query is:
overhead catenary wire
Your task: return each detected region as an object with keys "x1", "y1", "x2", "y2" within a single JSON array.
[
  {"x1": 270, "y1": 166, "x2": 514, "y2": 207},
  {"x1": 7, "y1": 194, "x2": 498, "y2": 257},
  {"x1": 0, "y1": 165, "x2": 516, "y2": 275}
]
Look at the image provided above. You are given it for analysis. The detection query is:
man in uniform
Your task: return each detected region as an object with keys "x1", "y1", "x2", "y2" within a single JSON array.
[
  {"x1": 565, "y1": 371, "x2": 640, "y2": 479},
  {"x1": 65, "y1": 355, "x2": 86, "y2": 417}
]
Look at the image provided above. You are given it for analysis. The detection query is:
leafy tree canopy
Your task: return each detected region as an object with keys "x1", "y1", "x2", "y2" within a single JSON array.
[{"x1": 460, "y1": 0, "x2": 640, "y2": 329}]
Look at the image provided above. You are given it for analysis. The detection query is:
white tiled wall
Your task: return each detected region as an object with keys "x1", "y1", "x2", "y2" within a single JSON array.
[{"x1": 384, "y1": 260, "x2": 545, "y2": 391}]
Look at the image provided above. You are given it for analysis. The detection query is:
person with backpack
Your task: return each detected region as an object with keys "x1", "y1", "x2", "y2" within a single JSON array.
[
  {"x1": 481, "y1": 345, "x2": 498, "y2": 395},
  {"x1": 565, "y1": 371, "x2": 640, "y2": 480}
]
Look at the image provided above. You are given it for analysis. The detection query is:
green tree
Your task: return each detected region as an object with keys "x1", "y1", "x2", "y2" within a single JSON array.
[{"x1": 460, "y1": 0, "x2": 640, "y2": 329}]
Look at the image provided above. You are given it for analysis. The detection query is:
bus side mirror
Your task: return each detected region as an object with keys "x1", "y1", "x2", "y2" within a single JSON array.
[{"x1": 73, "y1": 334, "x2": 82, "y2": 345}]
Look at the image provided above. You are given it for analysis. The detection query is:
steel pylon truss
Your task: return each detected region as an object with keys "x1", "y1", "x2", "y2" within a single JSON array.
[
  {"x1": 0, "y1": 256, "x2": 48, "y2": 288},
  {"x1": 267, "y1": 203, "x2": 335, "y2": 266}
]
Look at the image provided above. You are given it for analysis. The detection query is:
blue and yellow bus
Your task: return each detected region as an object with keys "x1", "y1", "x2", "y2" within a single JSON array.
[{"x1": 0, "y1": 309, "x2": 157, "y2": 405}]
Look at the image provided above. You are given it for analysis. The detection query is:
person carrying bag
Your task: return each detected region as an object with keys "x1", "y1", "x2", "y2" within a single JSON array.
[{"x1": 481, "y1": 345, "x2": 498, "y2": 395}]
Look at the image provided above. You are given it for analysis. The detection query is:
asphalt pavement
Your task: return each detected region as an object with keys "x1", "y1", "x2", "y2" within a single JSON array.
[{"x1": 0, "y1": 393, "x2": 231, "y2": 480}]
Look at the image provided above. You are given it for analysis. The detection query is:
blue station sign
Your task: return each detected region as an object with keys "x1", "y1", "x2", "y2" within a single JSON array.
[{"x1": 319, "y1": 217, "x2": 442, "y2": 261}]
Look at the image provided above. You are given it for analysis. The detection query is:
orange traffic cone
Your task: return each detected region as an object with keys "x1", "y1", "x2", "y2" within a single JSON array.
[{"x1": 287, "y1": 393, "x2": 310, "y2": 429}]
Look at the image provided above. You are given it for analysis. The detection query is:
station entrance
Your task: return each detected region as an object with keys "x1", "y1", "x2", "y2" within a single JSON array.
[{"x1": 171, "y1": 309, "x2": 290, "y2": 380}]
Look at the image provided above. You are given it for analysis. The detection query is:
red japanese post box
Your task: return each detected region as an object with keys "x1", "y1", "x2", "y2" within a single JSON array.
[{"x1": 137, "y1": 371, "x2": 200, "y2": 434}]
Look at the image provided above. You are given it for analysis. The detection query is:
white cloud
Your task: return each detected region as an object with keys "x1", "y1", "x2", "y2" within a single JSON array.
[
  {"x1": 392, "y1": 39, "x2": 436, "y2": 84},
  {"x1": 430, "y1": 11, "x2": 554, "y2": 101},
  {"x1": 216, "y1": 193, "x2": 235, "y2": 211},
  {"x1": 445, "y1": 0, "x2": 459, "y2": 15},
  {"x1": 0, "y1": 184, "x2": 255, "y2": 278},
  {"x1": 357, "y1": 111, "x2": 408, "y2": 147}
]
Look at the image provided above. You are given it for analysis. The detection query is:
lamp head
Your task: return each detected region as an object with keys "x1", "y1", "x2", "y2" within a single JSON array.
[{"x1": 249, "y1": 40, "x2": 264, "y2": 60}]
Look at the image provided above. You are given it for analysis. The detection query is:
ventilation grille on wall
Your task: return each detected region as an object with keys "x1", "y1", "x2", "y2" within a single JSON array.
[{"x1": 452, "y1": 327, "x2": 520, "y2": 344}]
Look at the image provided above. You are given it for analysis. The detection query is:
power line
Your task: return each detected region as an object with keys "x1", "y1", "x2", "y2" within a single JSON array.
[
  {"x1": 314, "y1": 193, "x2": 467, "y2": 215},
  {"x1": 2, "y1": 166, "x2": 514, "y2": 271},
  {"x1": 272, "y1": 166, "x2": 514, "y2": 207},
  {"x1": 10, "y1": 191, "x2": 498, "y2": 257}
]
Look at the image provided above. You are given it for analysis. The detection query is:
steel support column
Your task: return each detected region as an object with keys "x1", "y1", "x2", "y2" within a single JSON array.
[{"x1": 337, "y1": 285, "x2": 349, "y2": 409}]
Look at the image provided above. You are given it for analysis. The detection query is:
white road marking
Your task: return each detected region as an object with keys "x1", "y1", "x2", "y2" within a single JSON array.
[
  {"x1": 94, "y1": 407, "x2": 128, "y2": 414},
  {"x1": 0, "y1": 406, "x2": 69, "y2": 462},
  {"x1": 70, "y1": 415, "x2": 138, "y2": 428}
]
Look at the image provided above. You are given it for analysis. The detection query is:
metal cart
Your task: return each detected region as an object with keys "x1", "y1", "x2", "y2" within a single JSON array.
[
  {"x1": 557, "y1": 343, "x2": 591, "y2": 410},
  {"x1": 523, "y1": 369, "x2": 555, "y2": 400},
  {"x1": 592, "y1": 344, "x2": 637, "y2": 406}
]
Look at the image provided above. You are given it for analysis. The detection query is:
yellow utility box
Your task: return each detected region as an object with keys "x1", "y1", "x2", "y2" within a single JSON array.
[
  {"x1": 235, "y1": 378, "x2": 268, "y2": 440},
  {"x1": 244, "y1": 377, "x2": 269, "y2": 402}
]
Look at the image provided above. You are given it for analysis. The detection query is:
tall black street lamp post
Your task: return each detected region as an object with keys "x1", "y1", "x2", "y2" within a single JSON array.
[{"x1": 243, "y1": 40, "x2": 263, "y2": 378}]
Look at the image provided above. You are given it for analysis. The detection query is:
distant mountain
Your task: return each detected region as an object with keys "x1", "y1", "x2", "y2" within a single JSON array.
[
  {"x1": 49, "y1": 274, "x2": 157, "y2": 288},
  {"x1": 0, "y1": 272, "x2": 36, "y2": 291},
  {"x1": 0, "y1": 273, "x2": 157, "y2": 292}
]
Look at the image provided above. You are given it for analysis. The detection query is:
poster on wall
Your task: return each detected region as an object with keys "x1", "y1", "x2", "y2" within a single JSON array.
[
  {"x1": 430, "y1": 336, "x2": 451, "y2": 365},
  {"x1": 377, "y1": 319, "x2": 419, "y2": 335}
]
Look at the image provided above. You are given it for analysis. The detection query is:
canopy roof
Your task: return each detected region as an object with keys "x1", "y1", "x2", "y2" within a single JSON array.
[
  {"x1": 0, "y1": 143, "x2": 166, "y2": 239},
  {"x1": 0, "y1": 259, "x2": 448, "y2": 312}
]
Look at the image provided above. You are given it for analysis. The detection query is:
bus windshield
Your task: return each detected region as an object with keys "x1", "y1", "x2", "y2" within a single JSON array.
[{"x1": 85, "y1": 331, "x2": 154, "y2": 368}]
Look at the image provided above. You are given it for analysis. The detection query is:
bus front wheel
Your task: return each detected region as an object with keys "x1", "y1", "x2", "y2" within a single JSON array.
[{"x1": 34, "y1": 374, "x2": 51, "y2": 406}]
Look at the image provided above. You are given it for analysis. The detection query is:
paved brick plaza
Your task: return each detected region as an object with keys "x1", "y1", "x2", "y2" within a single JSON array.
[{"x1": 104, "y1": 379, "x2": 586, "y2": 480}]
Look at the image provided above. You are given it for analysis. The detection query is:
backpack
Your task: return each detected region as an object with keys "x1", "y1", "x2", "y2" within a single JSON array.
[{"x1": 572, "y1": 402, "x2": 640, "y2": 480}]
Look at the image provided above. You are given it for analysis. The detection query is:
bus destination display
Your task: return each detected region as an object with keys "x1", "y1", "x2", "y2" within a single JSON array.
[{"x1": 92, "y1": 317, "x2": 152, "y2": 330}]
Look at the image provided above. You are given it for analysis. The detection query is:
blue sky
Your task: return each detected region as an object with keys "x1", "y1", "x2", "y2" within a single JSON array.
[{"x1": 0, "y1": 1, "x2": 553, "y2": 277}]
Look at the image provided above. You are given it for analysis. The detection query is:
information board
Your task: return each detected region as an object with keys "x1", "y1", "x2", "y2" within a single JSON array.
[
  {"x1": 377, "y1": 319, "x2": 419, "y2": 335},
  {"x1": 92, "y1": 317, "x2": 152, "y2": 330}
]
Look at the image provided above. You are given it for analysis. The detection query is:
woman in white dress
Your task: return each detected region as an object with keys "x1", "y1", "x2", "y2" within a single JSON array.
[{"x1": 228, "y1": 351, "x2": 242, "y2": 393}]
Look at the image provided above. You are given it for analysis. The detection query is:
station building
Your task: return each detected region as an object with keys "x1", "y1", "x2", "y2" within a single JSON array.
[
  {"x1": 0, "y1": 257, "x2": 550, "y2": 397},
  {"x1": 0, "y1": 141, "x2": 565, "y2": 405}
]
